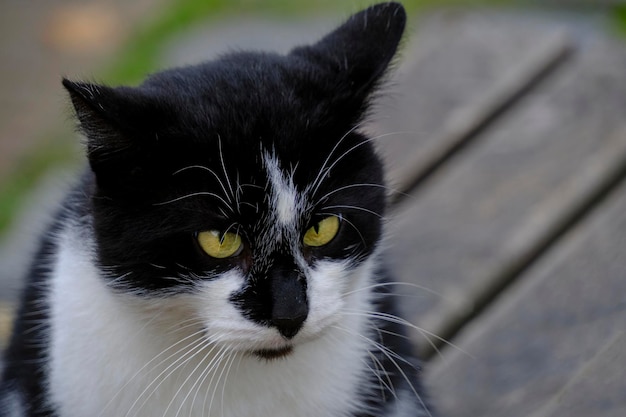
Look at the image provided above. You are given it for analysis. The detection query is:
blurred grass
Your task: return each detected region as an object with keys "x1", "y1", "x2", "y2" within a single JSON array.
[
  {"x1": 0, "y1": 138, "x2": 78, "y2": 233},
  {"x1": 612, "y1": 4, "x2": 626, "y2": 36}
]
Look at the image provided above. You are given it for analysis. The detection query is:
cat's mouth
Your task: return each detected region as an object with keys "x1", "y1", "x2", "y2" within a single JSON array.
[{"x1": 252, "y1": 345, "x2": 294, "y2": 360}]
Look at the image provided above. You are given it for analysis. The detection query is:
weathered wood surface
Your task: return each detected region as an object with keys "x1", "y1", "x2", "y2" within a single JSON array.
[
  {"x1": 386, "y1": 19, "x2": 626, "y2": 359},
  {"x1": 380, "y1": 10, "x2": 626, "y2": 417},
  {"x1": 428, "y1": 166, "x2": 626, "y2": 416},
  {"x1": 533, "y1": 332, "x2": 626, "y2": 417},
  {"x1": 373, "y1": 12, "x2": 572, "y2": 196}
]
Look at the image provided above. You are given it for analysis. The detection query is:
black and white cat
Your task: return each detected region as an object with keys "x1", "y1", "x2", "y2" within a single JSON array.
[{"x1": 0, "y1": 3, "x2": 433, "y2": 416}]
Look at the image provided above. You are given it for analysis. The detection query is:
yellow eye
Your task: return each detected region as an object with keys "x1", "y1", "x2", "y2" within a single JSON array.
[
  {"x1": 197, "y1": 230, "x2": 243, "y2": 259},
  {"x1": 303, "y1": 216, "x2": 340, "y2": 247}
]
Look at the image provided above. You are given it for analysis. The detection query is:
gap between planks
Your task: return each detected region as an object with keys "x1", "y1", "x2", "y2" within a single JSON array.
[
  {"x1": 389, "y1": 29, "x2": 573, "y2": 205},
  {"x1": 418, "y1": 127, "x2": 626, "y2": 361},
  {"x1": 382, "y1": 27, "x2": 577, "y2": 360}
]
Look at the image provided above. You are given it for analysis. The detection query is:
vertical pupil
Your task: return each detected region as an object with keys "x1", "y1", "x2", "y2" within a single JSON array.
[{"x1": 313, "y1": 223, "x2": 320, "y2": 234}]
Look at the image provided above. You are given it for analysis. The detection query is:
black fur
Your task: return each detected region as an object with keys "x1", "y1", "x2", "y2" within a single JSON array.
[{"x1": 1, "y1": 3, "x2": 431, "y2": 416}]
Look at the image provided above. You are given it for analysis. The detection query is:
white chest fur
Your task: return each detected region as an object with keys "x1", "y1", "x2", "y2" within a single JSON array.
[{"x1": 46, "y1": 226, "x2": 376, "y2": 417}]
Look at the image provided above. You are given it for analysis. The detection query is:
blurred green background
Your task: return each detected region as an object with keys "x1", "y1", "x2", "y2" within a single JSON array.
[{"x1": 0, "y1": 0, "x2": 624, "y2": 237}]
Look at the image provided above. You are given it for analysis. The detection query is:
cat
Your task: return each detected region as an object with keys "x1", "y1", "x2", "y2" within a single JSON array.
[{"x1": 0, "y1": 2, "x2": 433, "y2": 416}]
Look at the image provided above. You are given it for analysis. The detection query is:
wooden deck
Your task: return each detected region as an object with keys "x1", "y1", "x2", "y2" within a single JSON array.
[
  {"x1": 376, "y1": 10, "x2": 626, "y2": 416},
  {"x1": 1, "y1": 8, "x2": 626, "y2": 416}
]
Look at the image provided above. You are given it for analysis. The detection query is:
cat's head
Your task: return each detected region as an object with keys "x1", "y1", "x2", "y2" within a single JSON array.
[{"x1": 64, "y1": 2, "x2": 405, "y2": 358}]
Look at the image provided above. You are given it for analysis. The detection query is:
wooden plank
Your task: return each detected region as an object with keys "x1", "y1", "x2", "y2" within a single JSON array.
[
  {"x1": 532, "y1": 332, "x2": 626, "y2": 417},
  {"x1": 427, "y1": 172, "x2": 626, "y2": 417},
  {"x1": 387, "y1": 31, "x2": 626, "y2": 358},
  {"x1": 371, "y1": 11, "x2": 572, "y2": 196}
]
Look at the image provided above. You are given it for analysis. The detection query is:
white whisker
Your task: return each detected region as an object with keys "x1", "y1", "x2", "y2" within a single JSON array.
[
  {"x1": 322, "y1": 204, "x2": 383, "y2": 218},
  {"x1": 169, "y1": 340, "x2": 230, "y2": 417},
  {"x1": 343, "y1": 309, "x2": 474, "y2": 361},
  {"x1": 333, "y1": 323, "x2": 433, "y2": 417},
  {"x1": 97, "y1": 312, "x2": 200, "y2": 416},
  {"x1": 218, "y1": 134, "x2": 236, "y2": 205},
  {"x1": 152, "y1": 192, "x2": 231, "y2": 209},
  {"x1": 314, "y1": 183, "x2": 404, "y2": 207},
  {"x1": 125, "y1": 335, "x2": 210, "y2": 417},
  {"x1": 327, "y1": 331, "x2": 399, "y2": 402},
  {"x1": 188, "y1": 338, "x2": 233, "y2": 416},
  {"x1": 172, "y1": 165, "x2": 232, "y2": 206},
  {"x1": 347, "y1": 309, "x2": 446, "y2": 362},
  {"x1": 343, "y1": 281, "x2": 446, "y2": 300},
  {"x1": 310, "y1": 128, "x2": 416, "y2": 201},
  {"x1": 309, "y1": 121, "x2": 368, "y2": 197},
  {"x1": 204, "y1": 345, "x2": 235, "y2": 416},
  {"x1": 219, "y1": 351, "x2": 240, "y2": 417},
  {"x1": 222, "y1": 351, "x2": 243, "y2": 416},
  {"x1": 167, "y1": 343, "x2": 216, "y2": 417},
  {"x1": 234, "y1": 171, "x2": 242, "y2": 214},
  {"x1": 320, "y1": 211, "x2": 367, "y2": 250}
]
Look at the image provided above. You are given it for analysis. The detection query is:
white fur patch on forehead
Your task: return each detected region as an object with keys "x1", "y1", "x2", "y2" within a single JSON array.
[{"x1": 263, "y1": 151, "x2": 302, "y2": 227}]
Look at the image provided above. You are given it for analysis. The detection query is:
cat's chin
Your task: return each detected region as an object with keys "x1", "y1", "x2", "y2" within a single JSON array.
[{"x1": 252, "y1": 345, "x2": 294, "y2": 361}]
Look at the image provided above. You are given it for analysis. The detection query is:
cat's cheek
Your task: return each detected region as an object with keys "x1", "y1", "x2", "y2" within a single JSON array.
[
  {"x1": 303, "y1": 260, "x2": 351, "y2": 334},
  {"x1": 193, "y1": 270, "x2": 246, "y2": 328},
  {"x1": 192, "y1": 271, "x2": 279, "y2": 349},
  {"x1": 305, "y1": 255, "x2": 378, "y2": 335}
]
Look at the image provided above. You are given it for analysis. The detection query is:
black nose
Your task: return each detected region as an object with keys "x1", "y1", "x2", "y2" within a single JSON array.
[
  {"x1": 272, "y1": 314, "x2": 307, "y2": 339},
  {"x1": 271, "y1": 272, "x2": 308, "y2": 339}
]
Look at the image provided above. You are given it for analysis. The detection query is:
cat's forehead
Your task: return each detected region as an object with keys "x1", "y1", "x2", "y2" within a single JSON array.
[
  {"x1": 147, "y1": 53, "x2": 308, "y2": 115},
  {"x1": 146, "y1": 53, "x2": 350, "y2": 146},
  {"x1": 146, "y1": 57, "x2": 367, "y2": 202}
]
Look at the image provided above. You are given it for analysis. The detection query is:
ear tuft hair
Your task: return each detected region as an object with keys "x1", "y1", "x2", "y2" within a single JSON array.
[
  {"x1": 63, "y1": 79, "x2": 149, "y2": 176},
  {"x1": 291, "y1": 2, "x2": 406, "y2": 98}
]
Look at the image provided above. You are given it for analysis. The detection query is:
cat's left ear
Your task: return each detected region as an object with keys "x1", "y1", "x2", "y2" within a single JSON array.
[{"x1": 291, "y1": 2, "x2": 406, "y2": 98}]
